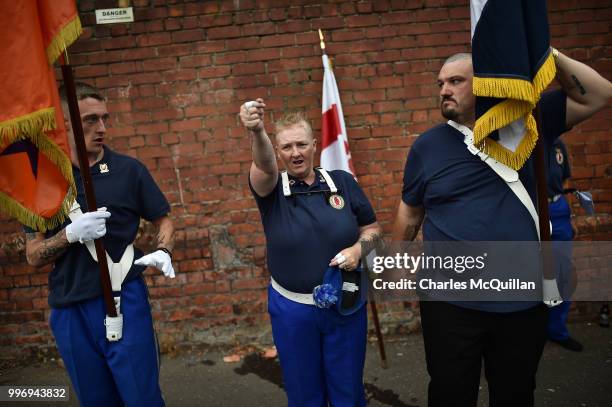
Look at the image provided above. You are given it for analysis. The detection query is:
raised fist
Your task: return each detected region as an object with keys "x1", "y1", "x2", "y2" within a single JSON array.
[{"x1": 240, "y1": 98, "x2": 265, "y2": 133}]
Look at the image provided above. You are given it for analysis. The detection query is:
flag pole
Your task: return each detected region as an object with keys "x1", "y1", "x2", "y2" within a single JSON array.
[
  {"x1": 319, "y1": 28, "x2": 388, "y2": 368},
  {"x1": 318, "y1": 28, "x2": 326, "y2": 56},
  {"x1": 533, "y1": 107, "x2": 554, "y2": 276},
  {"x1": 60, "y1": 50, "x2": 117, "y2": 318}
]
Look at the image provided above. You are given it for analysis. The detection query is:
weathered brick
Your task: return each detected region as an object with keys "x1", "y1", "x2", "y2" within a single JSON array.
[{"x1": 0, "y1": 0, "x2": 609, "y2": 360}]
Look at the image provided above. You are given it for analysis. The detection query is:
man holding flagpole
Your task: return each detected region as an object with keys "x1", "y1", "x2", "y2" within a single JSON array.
[
  {"x1": 394, "y1": 48, "x2": 610, "y2": 407},
  {"x1": 24, "y1": 83, "x2": 174, "y2": 406},
  {"x1": 393, "y1": 2, "x2": 611, "y2": 402}
]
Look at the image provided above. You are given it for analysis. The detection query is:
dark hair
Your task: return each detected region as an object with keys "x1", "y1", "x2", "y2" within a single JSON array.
[{"x1": 58, "y1": 82, "x2": 105, "y2": 103}]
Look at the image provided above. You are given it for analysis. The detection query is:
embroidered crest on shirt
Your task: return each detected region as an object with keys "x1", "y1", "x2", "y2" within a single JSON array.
[
  {"x1": 99, "y1": 163, "x2": 109, "y2": 173},
  {"x1": 329, "y1": 194, "x2": 344, "y2": 210}
]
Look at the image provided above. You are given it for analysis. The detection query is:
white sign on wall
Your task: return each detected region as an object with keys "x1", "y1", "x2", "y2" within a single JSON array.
[{"x1": 95, "y1": 7, "x2": 134, "y2": 24}]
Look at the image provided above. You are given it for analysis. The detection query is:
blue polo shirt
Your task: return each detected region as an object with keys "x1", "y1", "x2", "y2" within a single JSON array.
[
  {"x1": 402, "y1": 90, "x2": 567, "y2": 312},
  {"x1": 25, "y1": 146, "x2": 170, "y2": 308},
  {"x1": 251, "y1": 169, "x2": 376, "y2": 294}
]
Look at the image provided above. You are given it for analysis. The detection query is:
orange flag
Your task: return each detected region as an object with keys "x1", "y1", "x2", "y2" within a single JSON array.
[{"x1": 0, "y1": 1, "x2": 81, "y2": 231}]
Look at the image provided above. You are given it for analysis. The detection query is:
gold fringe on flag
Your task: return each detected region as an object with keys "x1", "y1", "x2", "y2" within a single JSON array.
[
  {"x1": 472, "y1": 51, "x2": 557, "y2": 170},
  {"x1": 45, "y1": 15, "x2": 82, "y2": 65},
  {"x1": 472, "y1": 76, "x2": 537, "y2": 104},
  {"x1": 0, "y1": 127, "x2": 76, "y2": 232},
  {"x1": 0, "y1": 108, "x2": 56, "y2": 143},
  {"x1": 478, "y1": 113, "x2": 539, "y2": 170},
  {"x1": 0, "y1": 189, "x2": 74, "y2": 232}
]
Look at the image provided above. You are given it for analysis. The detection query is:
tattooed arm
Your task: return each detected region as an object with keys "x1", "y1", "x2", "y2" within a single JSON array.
[
  {"x1": 553, "y1": 49, "x2": 612, "y2": 128},
  {"x1": 25, "y1": 230, "x2": 70, "y2": 267},
  {"x1": 392, "y1": 201, "x2": 424, "y2": 242},
  {"x1": 152, "y1": 215, "x2": 175, "y2": 253},
  {"x1": 330, "y1": 222, "x2": 382, "y2": 271}
]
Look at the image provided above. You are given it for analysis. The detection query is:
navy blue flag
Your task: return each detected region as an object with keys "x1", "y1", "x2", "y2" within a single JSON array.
[{"x1": 471, "y1": 0, "x2": 556, "y2": 170}]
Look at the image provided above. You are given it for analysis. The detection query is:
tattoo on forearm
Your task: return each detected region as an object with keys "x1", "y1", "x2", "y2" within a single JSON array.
[
  {"x1": 359, "y1": 231, "x2": 384, "y2": 255},
  {"x1": 571, "y1": 75, "x2": 586, "y2": 95},
  {"x1": 156, "y1": 229, "x2": 174, "y2": 251},
  {"x1": 38, "y1": 231, "x2": 69, "y2": 263}
]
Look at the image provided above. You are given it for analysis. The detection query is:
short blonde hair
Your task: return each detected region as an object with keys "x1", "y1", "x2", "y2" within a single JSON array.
[{"x1": 274, "y1": 112, "x2": 313, "y2": 139}]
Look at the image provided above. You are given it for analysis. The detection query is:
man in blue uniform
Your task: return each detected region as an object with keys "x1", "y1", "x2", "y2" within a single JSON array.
[
  {"x1": 547, "y1": 139, "x2": 583, "y2": 351},
  {"x1": 24, "y1": 83, "x2": 175, "y2": 406},
  {"x1": 393, "y1": 51, "x2": 611, "y2": 406},
  {"x1": 240, "y1": 100, "x2": 382, "y2": 406}
]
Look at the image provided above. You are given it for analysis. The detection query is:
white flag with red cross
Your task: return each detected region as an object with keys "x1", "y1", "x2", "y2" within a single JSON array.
[{"x1": 320, "y1": 54, "x2": 354, "y2": 176}]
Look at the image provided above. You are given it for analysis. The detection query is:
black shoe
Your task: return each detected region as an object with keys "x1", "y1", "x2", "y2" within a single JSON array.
[{"x1": 551, "y1": 337, "x2": 583, "y2": 352}]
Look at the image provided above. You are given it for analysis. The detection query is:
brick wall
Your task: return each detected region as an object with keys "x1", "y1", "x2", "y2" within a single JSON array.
[{"x1": 1, "y1": 0, "x2": 610, "y2": 360}]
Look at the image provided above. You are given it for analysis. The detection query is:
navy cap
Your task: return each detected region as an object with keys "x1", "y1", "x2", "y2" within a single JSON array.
[{"x1": 313, "y1": 266, "x2": 367, "y2": 315}]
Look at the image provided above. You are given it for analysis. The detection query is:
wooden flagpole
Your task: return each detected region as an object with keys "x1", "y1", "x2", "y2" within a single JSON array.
[
  {"x1": 319, "y1": 29, "x2": 388, "y2": 368},
  {"x1": 61, "y1": 51, "x2": 117, "y2": 318}
]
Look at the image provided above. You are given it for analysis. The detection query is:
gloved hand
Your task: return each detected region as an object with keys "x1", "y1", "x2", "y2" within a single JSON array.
[
  {"x1": 134, "y1": 250, "x2": 175, "y2": 278},
  {"x1": 543, "y1": 278, "x2": 563, "y2": 308},
  {"x1": 65, "y1": 207, "x2": 111, "y2": 244}
]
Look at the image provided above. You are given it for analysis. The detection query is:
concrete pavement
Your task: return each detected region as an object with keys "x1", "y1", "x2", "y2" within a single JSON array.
[{"x1": 1, "y1": 321, "x2": 610, "y2": 406}]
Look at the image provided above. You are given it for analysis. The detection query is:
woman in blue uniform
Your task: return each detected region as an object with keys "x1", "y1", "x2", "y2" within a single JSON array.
[{"x1": 240, "y1": 99, "x2": 382, "y2": 406}]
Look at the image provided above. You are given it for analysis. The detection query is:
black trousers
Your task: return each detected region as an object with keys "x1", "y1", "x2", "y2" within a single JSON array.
[{"x1": 420, "y1": 301, "x2": 548, "y2": 407}]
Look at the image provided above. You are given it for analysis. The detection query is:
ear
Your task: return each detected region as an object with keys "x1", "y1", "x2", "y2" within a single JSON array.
[{"x1": 312, "y1": 138, "x2": 317, "y2": 152}]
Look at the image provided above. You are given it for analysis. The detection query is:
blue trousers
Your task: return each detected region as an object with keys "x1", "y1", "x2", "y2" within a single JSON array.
[
  {"x1": 548, "y1": 196, "x2": 574, "y2": 341},
  {"x1": 50, "y1": 277, "x2": 164, "y2": 407},
  {"x1": 268, "y1": 285, "x2": 367, "y2": 407}
]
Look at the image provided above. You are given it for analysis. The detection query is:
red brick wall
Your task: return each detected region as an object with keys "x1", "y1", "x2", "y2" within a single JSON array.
[{"x1": 1, "y1": 0, "x2": 610, "y2": 359}]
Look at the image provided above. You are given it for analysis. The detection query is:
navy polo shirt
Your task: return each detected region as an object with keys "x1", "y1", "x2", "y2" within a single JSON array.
[
  {"x1": 547, "y1": 139, "x2": 571, "y2": 197},
  {"x1": 251, "y1": 169, "x2": 376, "y2": 294},
  {"x1": 25, "y1": 146, "x2": 170, "y2": 308},
  {"x1": 402, "y1": 90, "x2": 567, "y2": 312}
]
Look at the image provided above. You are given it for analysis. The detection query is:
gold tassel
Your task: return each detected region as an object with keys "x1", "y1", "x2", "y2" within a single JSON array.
[
  {"x1": 46, "y1": 16, "x2": 83, "y2": 65},
  {"x1": 473, "y1": 76, "x2": 536, "y2": 103},
  {"x1": 0, "y1": 126, "x2": 76, "y2": 232},
  {"x1": 0, "y1": 190, "x2": 75, "y2": 232},
  {"x1": 473, "y1": 99, "x2": 531, "y2": 144},
  {"x1": 478, "y1": 114, "x2": 538, "y2": 170},
  {"x1": 0, "y1": 108, "x2": 56, "y2": 143},
  {"x1": 472, "y1": 50, "x2": 558, "y2": 169},
  {"x1": 532, "y1": 52, "x2": 557, "y2": 98}
]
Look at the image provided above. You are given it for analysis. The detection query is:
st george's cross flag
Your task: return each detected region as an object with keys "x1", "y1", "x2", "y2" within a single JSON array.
[
  {"x1": 320, "y1": 53, "x2": 355, "y2": 176},
  {"x1": 0, "y1": 1, "x2": 81, "y2": 231},
  {"x1": 471, "y1": 0, "x2": 556, "y2": 170}
]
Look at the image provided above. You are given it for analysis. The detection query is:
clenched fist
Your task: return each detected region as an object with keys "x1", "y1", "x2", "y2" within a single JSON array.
[{"x1": 240, "y1": 98, "x2": 266, "y2": 133}]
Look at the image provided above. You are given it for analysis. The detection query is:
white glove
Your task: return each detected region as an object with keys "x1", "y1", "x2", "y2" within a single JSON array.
[
  {"x1": 543, "y1": 278, "x2": 563, "y2": 308},
  {"x1": 65, "y1": 207, "x2": 111, "y2": 244},
  {"x1": 134, "y1": 250, "x2": 175, "y2": 278}
]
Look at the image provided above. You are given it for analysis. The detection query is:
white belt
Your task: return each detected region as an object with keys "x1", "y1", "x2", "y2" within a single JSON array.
[
  {"x1": 68, "y1": 201, "x2": 134, "y2": 312},
  {"x1": 271, "y1": 277, "x2": 315, "y2": 305}
]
